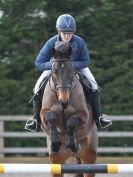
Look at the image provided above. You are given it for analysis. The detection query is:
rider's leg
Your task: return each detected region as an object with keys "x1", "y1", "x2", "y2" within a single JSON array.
[
  {"x1": 80, "y1": 67, "x2": 98, "y2": 91},
  {"x1": 25, "y1": 93, "x2": 42, "y2": 132},
  {"x1": 25, "y1": 70, "x2": 51, "y2": 132},
  {"x1": 80, "y1": 67, "x2": 112, "y2": 128},
  {"x1": 34, "y1": 70, "x2": 51, "y2": 94},
  {"x1": 91, "y1": 90, "x2": 112, "y2": 128}
]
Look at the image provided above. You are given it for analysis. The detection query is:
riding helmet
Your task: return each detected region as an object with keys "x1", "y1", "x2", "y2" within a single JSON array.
[{"x1": 56, "y1": 14, "x2": 76, "y2": 33}]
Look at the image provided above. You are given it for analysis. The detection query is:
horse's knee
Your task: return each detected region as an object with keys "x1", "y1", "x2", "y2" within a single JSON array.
[
  {"x1": 67, "y1": 116, "x2": 81, "y2": 132},
  {"x1": 45, "y1": 111, "x2": 57, "y2": 123},
  {"x1": 67, "y1": 116, "x2": 81, "y2": 127},
  {"x1": 45, "y1": 111, "x2": 61, "y2": 152}
]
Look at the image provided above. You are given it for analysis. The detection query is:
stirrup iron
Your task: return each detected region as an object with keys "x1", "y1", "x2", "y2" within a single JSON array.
[
  {"x1": 25, "y1": 118, "x2": 38, "y2": 132},
  {"x1": 99, "y1": 114, "x2": 112, "y2": 129}
]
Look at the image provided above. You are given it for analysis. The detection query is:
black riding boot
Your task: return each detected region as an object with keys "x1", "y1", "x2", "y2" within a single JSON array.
[
  {"x1": 91, "y1": 90, "x2": 112, "y2": 128},
  {"x1": 25, "y1": 94, "x2": 42, "y2": 132}
]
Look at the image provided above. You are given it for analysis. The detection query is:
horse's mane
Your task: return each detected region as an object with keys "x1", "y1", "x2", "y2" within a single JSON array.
[{"x1": 54, "y1": 41, "x2": 72, "y2": 59}]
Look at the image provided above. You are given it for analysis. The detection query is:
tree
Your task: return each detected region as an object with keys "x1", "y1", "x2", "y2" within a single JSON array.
[{"x1": 0, "y1": 0, "x2": 132, "y2": 114}]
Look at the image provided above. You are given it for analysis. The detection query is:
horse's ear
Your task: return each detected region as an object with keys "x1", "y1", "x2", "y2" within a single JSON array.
[
  {"x1": 68, "y1": 46, "x2": 72, "y2": 57},
  {"x1": 52, "y1": 47, "x2": 56, "y2": 58}
]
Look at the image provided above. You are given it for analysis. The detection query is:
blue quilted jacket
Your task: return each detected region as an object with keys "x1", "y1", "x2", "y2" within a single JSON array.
[{"x1": 35, "y1": 34, "x2": 90, "y2": 71}]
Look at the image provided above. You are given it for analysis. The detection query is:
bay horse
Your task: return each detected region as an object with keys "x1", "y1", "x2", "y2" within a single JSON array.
[{"x1": 40, "y1": 41, "x2": 98, "y2": 177}]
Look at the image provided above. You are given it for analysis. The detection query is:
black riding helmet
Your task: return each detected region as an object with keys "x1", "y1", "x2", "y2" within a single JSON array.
[{"x1": 56, "y1": 14, "x2": 76, "y2": 33}]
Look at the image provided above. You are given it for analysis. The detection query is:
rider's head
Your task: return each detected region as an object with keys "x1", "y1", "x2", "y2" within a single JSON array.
[
  {"x1": 56, "y1": 14, "x2": 76, "y2": 42},
  {"x1": 56, "y1": 14, "x2": 76, "y2": 33}
]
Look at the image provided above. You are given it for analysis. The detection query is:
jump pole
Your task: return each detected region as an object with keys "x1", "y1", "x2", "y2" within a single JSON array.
[{"x1": 0, "y1": 164, "x2": 133, "y2": 174}]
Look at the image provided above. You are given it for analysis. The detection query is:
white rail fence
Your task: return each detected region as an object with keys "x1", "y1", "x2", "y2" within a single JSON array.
[{"x1": 0, "y1": 115, "x2": 133, "y2": 157}]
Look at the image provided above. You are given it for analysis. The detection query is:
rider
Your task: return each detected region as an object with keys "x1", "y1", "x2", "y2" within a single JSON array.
[{"x1": 25, "y1": 14, "x2": 112, "y2": 132}]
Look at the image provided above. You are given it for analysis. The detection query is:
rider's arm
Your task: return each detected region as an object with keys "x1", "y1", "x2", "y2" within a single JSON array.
[
  {"x1": 35, "y1": 37, "x2": 56, "y2": 71},
  {"x1": 35, "y1": 41, "x2": 52, "y2": 71},
  {"x1": 72, "y1": 38, "x2": 90, "y2": 70}
]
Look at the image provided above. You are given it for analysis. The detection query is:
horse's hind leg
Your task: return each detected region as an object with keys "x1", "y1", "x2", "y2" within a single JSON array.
[
  {"x1": 66, "y1": 116, "x2": 81, "y2": 152},
  {"x1": 74, "y1": 157, "x2": 84, "y2": 177},
  {"x1": 80, "y1": 148, "x2": 97, "y2": 177},
  {"x1": 45, "y1": 111, "x2": 61, "y2": 152}
]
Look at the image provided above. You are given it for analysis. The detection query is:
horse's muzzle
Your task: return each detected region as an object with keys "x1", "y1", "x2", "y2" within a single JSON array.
[
  {"x1": 57, "y1": 88, "x2": 70, "y2": 108},
  {"x1": 59, "y1": 100, "x2": 68, "y2": 109}
]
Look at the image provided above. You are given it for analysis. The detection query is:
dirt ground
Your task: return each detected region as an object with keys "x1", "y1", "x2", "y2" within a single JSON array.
[{"x1": 1, "y1": 156, "x2": 133, "y2": 163}]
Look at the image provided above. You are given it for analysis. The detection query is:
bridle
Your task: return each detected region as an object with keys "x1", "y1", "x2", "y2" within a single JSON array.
[{"x1": 51, "y1": 58, "x2": 75, "y2": 96}]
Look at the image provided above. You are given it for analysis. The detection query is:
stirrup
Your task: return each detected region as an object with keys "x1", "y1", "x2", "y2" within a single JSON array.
[
  {"x1": 25, "y1": 118, "x2": 38, "y2": 132},
  {"x1": 99, "y1": 114, "x2": 112, "y2": 129}
]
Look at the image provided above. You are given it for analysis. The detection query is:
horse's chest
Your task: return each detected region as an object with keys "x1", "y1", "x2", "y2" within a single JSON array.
[
  {"x1": 50, "y1": 105, "x2": 75, "y2": 125},
  {"x1": 52, "y1": 104, "x2": 75, "y2": 116}
]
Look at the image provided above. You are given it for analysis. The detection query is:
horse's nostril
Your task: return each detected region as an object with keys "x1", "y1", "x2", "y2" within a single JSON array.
[{"x1": 60, "y1": 100, "x2": 68, "y2": 109}]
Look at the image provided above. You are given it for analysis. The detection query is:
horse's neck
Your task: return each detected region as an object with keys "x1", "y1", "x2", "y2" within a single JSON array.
[
  {"x1": 68, "y1": 75, "x2": 87, "y2": 109},
  {"x1": 72, "y1": 75, "x2": 85, "y2": 97},
  {"x1": 73, "y1": 75, "x2": 84, "y2": 93},
  {"x1": 42, "y1": 78, "x2": 57, "y2": 108}
]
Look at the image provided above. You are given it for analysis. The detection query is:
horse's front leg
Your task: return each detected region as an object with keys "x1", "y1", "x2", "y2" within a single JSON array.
[
  {"x1": 45, "y1": 111, "x2": 61, "y2": 152},
  {"x1": 66, "y1": 115, "x2": 82, "y2": 152}
]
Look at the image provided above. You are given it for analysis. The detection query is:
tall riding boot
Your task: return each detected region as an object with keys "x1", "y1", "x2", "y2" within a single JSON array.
[
  {"x1": 25, "y1": 94, "x2": 42, "y2": 132},
  {"x1": 91, "y1": 90, "x2": 112, "y2": 128}
]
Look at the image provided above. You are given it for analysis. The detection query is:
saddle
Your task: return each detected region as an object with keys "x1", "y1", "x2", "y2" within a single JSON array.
[
  {"x1": 39, "y1": 74, "x2": 51, "y2": 98},
  {"x1": 75, "y1": 71, "x2": 93, "y2": 104}
]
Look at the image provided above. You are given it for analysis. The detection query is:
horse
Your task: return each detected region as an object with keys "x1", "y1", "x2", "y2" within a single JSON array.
[{"x1": 40, "y1": 41, "x2": 98, "y2": 177}]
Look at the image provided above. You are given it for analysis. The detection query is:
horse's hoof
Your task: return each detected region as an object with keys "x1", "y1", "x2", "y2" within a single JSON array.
[
  {"x1": 45, "y1": 111, "x2": 57, "y2": 123},
  {"x1": 51, "y1": 139, "x2": 61, "y2": 152},
  {"x1": 66, "y1": 142, "x2": 81, "y2": 153}
]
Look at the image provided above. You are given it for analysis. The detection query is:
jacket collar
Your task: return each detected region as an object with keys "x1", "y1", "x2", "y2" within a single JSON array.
[{"x1": 56, "y1": 34, "x2": 77, "y2": 51}]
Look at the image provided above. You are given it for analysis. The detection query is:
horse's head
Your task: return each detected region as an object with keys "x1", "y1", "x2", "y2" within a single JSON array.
[{"x1": 51, "y1": 41, "x2": 74, "y2": 108}]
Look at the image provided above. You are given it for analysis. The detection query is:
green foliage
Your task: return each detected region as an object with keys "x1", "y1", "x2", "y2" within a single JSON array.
[
  {"x1": 0, "y1": 0, "x2": 133, "y2": 115},
  {"x1": 1, "y1": 0, "x2": 132, "y2": 157}
]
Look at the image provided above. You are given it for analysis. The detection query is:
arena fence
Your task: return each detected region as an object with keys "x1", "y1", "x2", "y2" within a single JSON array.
[{"x1": 0, "y1": 115, "x2": 133, "y2": 157}]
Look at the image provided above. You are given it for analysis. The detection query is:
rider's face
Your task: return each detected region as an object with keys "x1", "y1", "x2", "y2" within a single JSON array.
[{"x1": 60, "y1": 32, "x2": 73, "y2": 42}]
